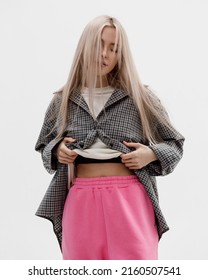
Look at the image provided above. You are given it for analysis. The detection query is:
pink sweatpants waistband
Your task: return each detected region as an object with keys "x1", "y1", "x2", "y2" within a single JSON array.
[{"x1": 73, "y1": 175, "x2": 139, "y2": 187}]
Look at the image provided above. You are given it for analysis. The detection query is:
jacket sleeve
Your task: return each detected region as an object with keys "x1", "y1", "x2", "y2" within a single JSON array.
[
  {"x1": 35, "y1": 93, "x2": 64, "y2": 174},
  {"x1": 147, "y1": 129, "x2": 185, "y2": 176},
  {"x1": 145, "y1": 90, "x2": 185, "y2": 176}
]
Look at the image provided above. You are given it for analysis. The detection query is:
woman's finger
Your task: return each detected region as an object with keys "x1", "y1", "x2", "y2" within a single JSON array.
[
  {"x1": 59, "y1": 155, "x2": 77, "y2": 164},
  {"x1": 63, "y1": 137, "x2": 77, "y2": 143}
]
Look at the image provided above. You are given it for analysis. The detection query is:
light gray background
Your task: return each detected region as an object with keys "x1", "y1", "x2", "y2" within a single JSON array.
[{"x1": 0, "y1": 0, "x2": 207, "y2": 260}]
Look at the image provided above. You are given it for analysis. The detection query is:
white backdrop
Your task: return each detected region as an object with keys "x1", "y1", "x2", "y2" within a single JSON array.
[{"x1": 0, "y1": 0, "x2": 207, "y2": 260}]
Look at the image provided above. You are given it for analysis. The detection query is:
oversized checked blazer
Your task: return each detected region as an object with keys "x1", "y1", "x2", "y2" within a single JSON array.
[{"x1": 35, "y1": 88, "x2": 185, "y2": 249}]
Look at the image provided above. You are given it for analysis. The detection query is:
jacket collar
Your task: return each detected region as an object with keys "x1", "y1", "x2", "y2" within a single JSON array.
[{"x1": 69, "y1": 88, "x2": 128, "y2": 114}]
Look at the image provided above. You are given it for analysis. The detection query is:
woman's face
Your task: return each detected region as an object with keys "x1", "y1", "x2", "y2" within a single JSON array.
[{"x1": 97, "y1": 26, "x2": 118, "y2": 85}]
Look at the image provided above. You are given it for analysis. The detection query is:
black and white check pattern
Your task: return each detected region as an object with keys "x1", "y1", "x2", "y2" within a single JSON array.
[{"x1": 35, "y1": 88, "x2": 185, "y2": 249}]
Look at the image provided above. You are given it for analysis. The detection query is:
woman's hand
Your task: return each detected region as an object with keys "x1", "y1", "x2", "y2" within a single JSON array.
[
  {"x1": 121, "y1": 141, "x2": 158, "y2": 170},
  {"x1": 55, "y1": 137, "x2": 78, "y2": 164}
]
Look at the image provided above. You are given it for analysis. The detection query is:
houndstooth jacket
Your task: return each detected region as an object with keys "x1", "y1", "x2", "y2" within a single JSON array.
[{"x1": 35, "y1": 88, "x2": 185, "y2": 249}]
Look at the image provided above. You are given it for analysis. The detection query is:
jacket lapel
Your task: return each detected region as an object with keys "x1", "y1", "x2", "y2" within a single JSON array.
[
  {"x1": 69, "y1": 89, "x2": 91, "y2": 114},
  {"x1": 69, "y1": 88, "x2": 128, "y2": 114},
  {"x1": 103, "y1": 89, "x2": 128, "y2": 109}
]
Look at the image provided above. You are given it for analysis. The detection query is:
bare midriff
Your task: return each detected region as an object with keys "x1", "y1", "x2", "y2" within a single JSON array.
[{"x1": 76, "y1": 163, "x2": 134, "y2": 178}]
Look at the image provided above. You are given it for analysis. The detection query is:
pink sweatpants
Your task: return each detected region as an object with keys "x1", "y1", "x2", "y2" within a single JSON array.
[{"x1": 62, "y1": 175, "x2": 158, "y2": 260}]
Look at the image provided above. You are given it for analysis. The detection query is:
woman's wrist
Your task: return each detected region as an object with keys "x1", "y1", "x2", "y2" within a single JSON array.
[{"x1": 147, "y1": 146, "x2": 158, "y2": 163}]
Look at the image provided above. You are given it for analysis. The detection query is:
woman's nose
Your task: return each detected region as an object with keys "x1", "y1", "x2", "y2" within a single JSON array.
[{"x1": 102, "y1": 47, "x2": 108, "y2": 58}]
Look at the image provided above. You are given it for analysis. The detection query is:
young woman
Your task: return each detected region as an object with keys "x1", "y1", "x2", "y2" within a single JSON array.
[{"x1": 35, "y1": 15, "x2": 185, "y2": 260}]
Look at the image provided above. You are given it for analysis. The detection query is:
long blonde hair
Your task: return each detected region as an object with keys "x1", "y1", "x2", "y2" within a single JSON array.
[{"x1": 56, "y1": 15, "x2": 175, "y2": 143}]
